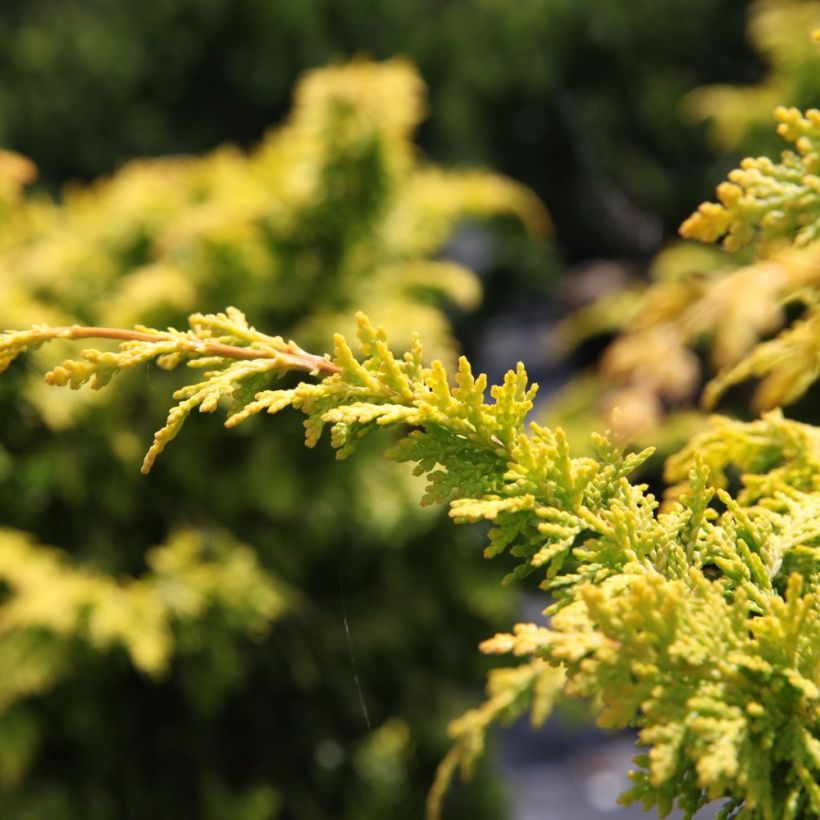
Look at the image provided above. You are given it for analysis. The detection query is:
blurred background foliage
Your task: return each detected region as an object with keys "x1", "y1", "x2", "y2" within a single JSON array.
[
  {"x1": 684, "y1": 0, "x2": 820, "y2": 153},
  {"x1": 0, "y1": 58, "x2": 544, "y2": 819},
  {"x1": 0, "y1": 0, "x2": 818, "y2": 818},
  {"x1": 544, "y1": 0, "x2": 820, "y2": 475},
  {"x1": 0, "y1": 0, "x2": 762, "y2": 263}
]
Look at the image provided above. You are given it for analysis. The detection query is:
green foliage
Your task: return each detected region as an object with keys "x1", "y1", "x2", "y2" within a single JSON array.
[
  {"x1": 0, "y1": 0, "x2": 756, "y2": 261},
  {"x1": 8, "y1": 302, "x2": 820, "y2": 817},
  {"x1": 681, "y1": 107, "x2": 820, "y2": 254},
  {"x1": 0, "y1": 58, "x2": 545, "y2": 819},
  {"x1": 9, "y1": 92, "x2": 820, "y2": 818},
  {"x1": 684, "y1": 0, "x2": 820, "y2": 153}
]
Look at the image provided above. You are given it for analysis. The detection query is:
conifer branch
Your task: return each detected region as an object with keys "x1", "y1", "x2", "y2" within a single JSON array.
[
  {"x1": 1, "y1": 318, "x2": 340, "y2": 378},
  {"x1": 6, "y1": 80, "x2": 799, "y2": 817},
  {"x1": 5, "y1": 306, "x2": 820, "y2": 818},
  {"x1": 681, "y1": 107, "x2": 820, "y2": 255},
  {"x1": 70, "y1": 326, "x2": 339, "y2": 373},
  {"x1": 1, "y1": 308, "x2": 341, "y2": 473}
]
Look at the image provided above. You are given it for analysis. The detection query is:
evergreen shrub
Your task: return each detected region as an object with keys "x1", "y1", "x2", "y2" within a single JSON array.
[{"x1": 0, "y1": 58, "x2": 545, "y2": 819}]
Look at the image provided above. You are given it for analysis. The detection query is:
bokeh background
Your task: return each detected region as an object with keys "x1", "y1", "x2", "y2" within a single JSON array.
[{"x1": 0, "y1": 1, "x2": 817, "y2": 818}]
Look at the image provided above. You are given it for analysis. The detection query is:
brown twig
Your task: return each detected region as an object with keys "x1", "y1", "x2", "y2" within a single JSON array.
[{"x1": 61, "y1": 325, "x2": 341, "y2": 376}]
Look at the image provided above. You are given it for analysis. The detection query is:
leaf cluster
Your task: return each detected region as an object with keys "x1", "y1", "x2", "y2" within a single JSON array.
[
  {"x1": 549, "y1": 100, "x2": 820, "y2": 459},
  {"x1": 9, "y1": 303, "x2": 820, "y2": 817},
  {"x1": 681, "y1": 107, "x2": 820, "y2": 255},
  {"x1": 9, "y1": 34, "x2": 820, "y2": 820},
  {"x1": 0, "y1": 58, "x2": 545, "y2": 361},
  {"x1": 0, "y1": 526, "x2": 285, "y2": 791},
  {"x1": 0, "y1": 58, "x2": 549, "y2": 818}
]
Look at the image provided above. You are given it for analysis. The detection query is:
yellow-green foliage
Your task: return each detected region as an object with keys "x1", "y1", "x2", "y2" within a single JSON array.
[
  {"x1": 549, "y1": 105, "x2": 820, "y2": 454},
  {"x1": 0, "y1": 52, "x2": 546, "y2": 532},
  {"x1": 14, "y1": 36, "x2": 820, "y2": 820},
  {"x1": 0, "y1": 55, "x2": 544, "y2": 624},
  {"x1": 7, "y1": 304, "x2": 820, "y2": 818},
  {"x1": 684, "y1": 0, "x2": 820, "y2": 151},
  {"x1": 661, "y1": 108, "x2": 820, "y2": 412},
  {"x1": 0, "y1": 57, "x2": 545, "y2": 360},
  {"x1": 681, "y1": 107, "x2": 820, "y2": 254},
  {"x1": 0, "y1": 528, "x2": 285, "y2": 693},
  {"x1": 544, "y1": 242, "x2": 745, "y2": 449},
  {"x1": 9, "y1": 96, "x2": 820, "y2": 818},
  {"x1": 0, "y1": 55, "x2": 545, "y2": 467},
  {"x1": 427, "y1": 659, "x2": 564, "y2": 820},
  {"x1": 0, "y1": 57, "x2": 547, "y2": 817},
  {"x1": 567, "y1": 240, "x2": 820, "y2": 427},
  {"x1": 664, "y1": 410, "x2": 820, "y2": 503},
  {"x1": 0, "y1": 150, "x2": 35, "y2": 223},
  {"x1": 0, "y1": 526, "x2": 285, "y2": 789}
]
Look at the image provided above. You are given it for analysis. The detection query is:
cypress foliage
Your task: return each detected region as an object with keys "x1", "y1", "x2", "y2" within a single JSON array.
[
  {"x1": 9, "y1": 32, "x2": 820, "y2": 820},
  {"x1": 0, "y1": 58, "x2": 545, "y2": 819}
]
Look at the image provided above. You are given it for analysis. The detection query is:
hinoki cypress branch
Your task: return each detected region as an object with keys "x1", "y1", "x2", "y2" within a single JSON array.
[
  {"x1": 1, "y1": 316, "x2": 340, "y2": 378},
  {"x1": 6, "y1": 98, "x2": 820, "y2": 820},
  {"x1": 4, "y1": 304, "x2": 820, "y2": 818}
]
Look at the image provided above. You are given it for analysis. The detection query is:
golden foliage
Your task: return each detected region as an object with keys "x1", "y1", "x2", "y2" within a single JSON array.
[
  {"x1": 0, "y1": 528, "x2": 286, "y2": 701},
  {"x1": 681, "y1": 107, "x2": 820, "y2": 254},
  {"x1": 551, "y1": 101, "x2": 820, "y2": 445},
  {"x1": 0, "y1": 58, "x2": 547, "y2": 365},
  {"x1": 9, "y1": 308, "x2": 820, "y2": 816}
]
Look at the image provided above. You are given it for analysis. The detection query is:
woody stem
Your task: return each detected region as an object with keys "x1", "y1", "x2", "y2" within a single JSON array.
[{"x1": 60, "y1": 325, "x2": 342, "y2": 376}]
